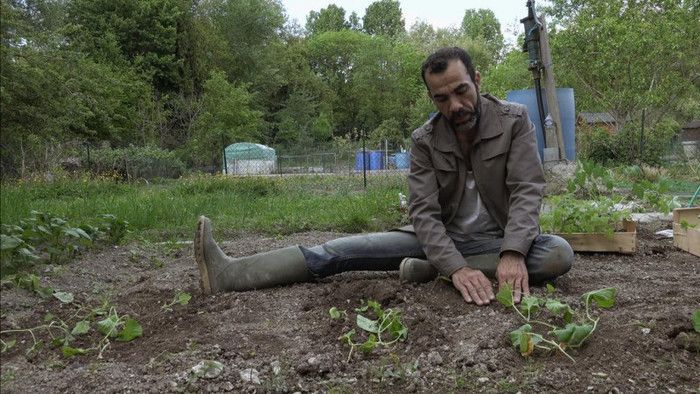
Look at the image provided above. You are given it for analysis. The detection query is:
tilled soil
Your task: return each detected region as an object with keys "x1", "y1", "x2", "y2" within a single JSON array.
[{"x1": 1, "y1": 223, "x2": 699, "y2": 393}]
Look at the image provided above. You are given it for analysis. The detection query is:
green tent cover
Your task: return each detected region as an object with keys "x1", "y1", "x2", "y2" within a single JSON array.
[{"x1": 224, "y1": 142, "x2": 276, "y2": 160}]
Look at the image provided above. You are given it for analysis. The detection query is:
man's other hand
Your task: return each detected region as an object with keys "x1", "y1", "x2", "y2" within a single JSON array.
[
  {"x1": 451, "y1": 266, "x2": 495, "y2": 305},
  {"x1": 496, "y1": 252, "x2": 529, "y2": 303}
]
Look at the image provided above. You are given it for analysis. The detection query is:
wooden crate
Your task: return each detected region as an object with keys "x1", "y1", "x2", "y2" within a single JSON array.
[
  {"x1": 556, "y1": 220, "x2": 637, "y2": 254},
  {"x1": 673, "y1": 207, "x2": 700, "y2": 257}
]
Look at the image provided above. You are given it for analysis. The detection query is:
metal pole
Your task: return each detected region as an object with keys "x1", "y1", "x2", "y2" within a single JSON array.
[
  {"x1": 362, "y1": 130, "x2": 367, "y2": 189},
  {"x1": 533, "y1": 77, "x2": 547, "y2": 139},
  {"x1": 521, "y1": 0, "x2": 548, "y2": 155},
  {"x1": 86, "y1": 142, "x2": 91, "y2": 172},
  {"x1": 639, "y1": 109, "x2": 646, "y2": 164},
  {"x1": 221, "y1": 134, "x2": 228, "y2": 175}
]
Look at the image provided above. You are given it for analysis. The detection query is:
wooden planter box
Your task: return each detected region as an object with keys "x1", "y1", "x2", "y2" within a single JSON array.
[
  {"x1": 673, "y1": 208, "x2": 700, "y2": 257},
  {"x1": 556, "y1": 220, "x2": 637, "y2": 254}
]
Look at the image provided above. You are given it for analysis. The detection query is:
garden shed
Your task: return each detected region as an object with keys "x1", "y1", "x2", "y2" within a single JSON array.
[{"x1": 223, "y1": 143, "x2": 277, "y2": 175}]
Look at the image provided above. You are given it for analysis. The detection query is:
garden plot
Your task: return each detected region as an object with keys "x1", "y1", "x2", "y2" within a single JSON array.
[{"x1": 1, "y1": 223, "x2": 698, "y2": 393}]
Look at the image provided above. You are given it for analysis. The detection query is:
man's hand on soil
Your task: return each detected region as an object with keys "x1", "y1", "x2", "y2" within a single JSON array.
[
  {"x1": 451, "y1": 266, "x2": 495, "y2": 306},
  {"x1": 496, "y1": 252, "x2": 529, "y2": 304}
]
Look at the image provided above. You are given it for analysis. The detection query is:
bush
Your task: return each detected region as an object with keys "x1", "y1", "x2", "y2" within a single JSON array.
[
  {"x1": 578, "y1": 119, "x2": 678, "y2": 166},
  {"x1": 89, "y1": 145, "x2": 185, "y2": 180}
]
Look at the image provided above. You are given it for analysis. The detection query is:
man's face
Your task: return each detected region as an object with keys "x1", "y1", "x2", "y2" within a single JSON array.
[{"x1": 425, "y1": 59, "x2": 481, "y2": 134}]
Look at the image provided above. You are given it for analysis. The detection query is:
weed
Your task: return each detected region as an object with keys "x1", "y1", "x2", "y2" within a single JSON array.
[
  {"x1": 496, "y1": 284, "x2": 617, "y2": 362},
  {"x1": 693, "y1": 310, "x2": 700, "y2": 333}
]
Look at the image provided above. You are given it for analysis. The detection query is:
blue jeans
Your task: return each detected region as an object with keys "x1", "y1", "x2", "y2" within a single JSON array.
[{"x1": 300, "y1": 231, "x2": 573, "y2": 284}]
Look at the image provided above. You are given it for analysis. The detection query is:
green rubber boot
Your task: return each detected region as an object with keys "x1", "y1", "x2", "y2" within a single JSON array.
[{"x1": 194, "y1": 216, "x2": 313, "y2": 294}]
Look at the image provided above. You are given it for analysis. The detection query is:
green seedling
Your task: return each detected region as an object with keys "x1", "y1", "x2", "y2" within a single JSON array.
[
  {"x1": 693, "y1": 310, "x2": 700, "y2": 333},
  {"x1": 161, "y1": 291, "x2": 192, "y2": 312},
  {"x1": 0, "y1": 283, "x2": 142, "y2": 359},
  {"x1": 541, "y1": 195, "x2": 630, "y2": 236},
  {"x1": 497, "y1": 284, "x2": 617, "y2": 362},
  {"x1": 329, "y1": 307, "x2": 347, "y2": 319},
  {"x1": 331, "y1": 299, "x2": 408, "y2": 362}
]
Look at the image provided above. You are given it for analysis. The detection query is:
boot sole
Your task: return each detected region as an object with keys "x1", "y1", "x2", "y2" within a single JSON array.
[{"x1": 194, "y1": 217, "x2": 212, "y2": 295}]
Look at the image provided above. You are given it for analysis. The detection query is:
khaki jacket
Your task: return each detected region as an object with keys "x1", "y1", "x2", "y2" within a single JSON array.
[{"x1": 399, "y1": 94, "x2": 545, "y2": 276}]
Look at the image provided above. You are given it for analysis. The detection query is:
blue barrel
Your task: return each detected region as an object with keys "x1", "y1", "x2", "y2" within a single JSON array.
[
  {"x1": 354, "y1": 151, "x2": 369, "y2": 171},
  {"x1": 369, "y1": 150, "x2": 384, "y2": 170},
  {"x1": 506, "y1": 88, "x2": 577, "y2": 161},
  {"x1": 394, "y1": 152, "x2": 410, "y2": 169}
]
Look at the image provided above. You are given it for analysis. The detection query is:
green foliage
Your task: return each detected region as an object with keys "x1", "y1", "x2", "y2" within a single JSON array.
[
  {"x1": 90, "y1": 145, "x2": 186, "y2": 180},
  {"x1": 481, "y1": 49, "x2": 531, "y2": 99},
  {"x1": 546, "y1": 0, "x2": 699, "y2": 135},
  {"x1": 188, "y1": 71, "x2": 263, "y2": 167},
  {"x1": 578, "y1": 120, "x2": 679, "y2": 166},
  {"x1": 566, "y1": 160, "x2": 615, "y2": 199},
  {"x1": 161, "y1": 291, "x2": 192, "y2": 312},
  {"x1": 0, "y1": 211, "x2": 129, "y2": 277},
  {"x1": 362, "y1": 0, "x2": 405, "y2": 38},
  {"x1": 540, "y1": 195, "x2": 630, "y2": 235},
  {"x1": 693, "y1": 310, "x2": 700, "y2": 333},
  {"x1": 496, "y1": 284, "x2": 618, "y2": 361},
  {"x1": 332, "y1": 299, "x2": 408, "y2": 362},
  {"x1": 460, "y1": 9, "x2": 504, "y2": 65},
  {"x1": 368, "y1": 119, "x2": 404, "y2": 150},
  {"x1": 306, "y1": 4, "x2": 350, "y2": 35},
  {"x1": 1, "y1": 175, "x2": 408, "y2": 242},
  {"x1": 0, "y1": 278, "x2": 142, "y2": 358},
  {"x1": 543, "y1": 161, "x2": 680, "y2": 233}
]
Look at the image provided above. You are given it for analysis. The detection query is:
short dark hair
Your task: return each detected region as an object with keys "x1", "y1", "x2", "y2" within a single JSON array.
[{"x1": 421, "y1": 47, "x2": 476, "y2": 88}]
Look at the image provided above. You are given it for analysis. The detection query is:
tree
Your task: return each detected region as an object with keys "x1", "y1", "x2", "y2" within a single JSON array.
[
  {"x1": 363, "y1": 0, "x2": 405, "y2": 38},
  {"x1": 188, "y1": 71, "x2": 263, "y2": 167},
  {"x1": 65, "y1": 0, "x2": 184, "y2": 94},
  {"x1": 545, "y1": 0, "x2": 700, "y2": 128},
  {"x1": 405, "y1": 24, "x2": 494, "y2": 73},
  {"x1": 305, "y1": 4, "x2": 349, "y2": 35},
  {"x1": 307, "y1": 30, "x2": 373, "y2": 136},
  {"x1": 461, "y1": 9, "x2": 504, "y2": 64},
  {"x1": 481, "y1": 48, "x2": 532, "y2": 99},
  {"x1": 207, "y1": 0, "x2": 286, "y2": 83},
  {"x1": 348, "y1": 11, "x2": 361, "y2": 31},
  {"x1": 0, "y1": 0, "x2": 151, "y2": 176}
]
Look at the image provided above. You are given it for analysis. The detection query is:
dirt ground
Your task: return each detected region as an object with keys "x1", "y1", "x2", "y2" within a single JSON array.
[{"x1": 1, "y1": 221, "x2": 699, "y2": 393}]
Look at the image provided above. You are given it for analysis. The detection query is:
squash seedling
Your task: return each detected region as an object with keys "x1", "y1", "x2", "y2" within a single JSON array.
[
  {"x1": 330, "y1": 300, "x2": 407, "y2": 362},
  {"x1": 497, "y1": 283, "x2": 617, "y2": 362}
]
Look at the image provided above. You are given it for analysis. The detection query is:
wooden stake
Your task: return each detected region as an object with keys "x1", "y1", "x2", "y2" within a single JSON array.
[{"x1": 538, "y1": 15, "x2": 566, "y2": 161}]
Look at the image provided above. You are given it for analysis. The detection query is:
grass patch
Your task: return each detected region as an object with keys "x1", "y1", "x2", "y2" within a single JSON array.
[{"x1": 1, "y1": 174, "x2": 409, "y2": 241}]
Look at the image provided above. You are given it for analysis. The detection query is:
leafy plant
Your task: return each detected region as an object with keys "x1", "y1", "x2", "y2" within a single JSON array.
[
  {"x1": 567, "y1": 160, "x2": 615, "y2": 199},
  {"x1": 331, "y1": 300, "x2": 408, "y2": 362},
  {"x1": 497, "y1": 284, "x2": 617, "y2": 362},
  {"x1": 0, "y1": 211, "x2": 129, "y2": 277},
  {"x1": 0, "y1": 276, "x2": 142, "y2": 358},
  {"x1": 693, "y1": 310, "x2": 700, "y2": 333},
  {"x1": 161, "y1": 291, "x2": 192, "y2": 312},
  {"x1": 541, "y1": 195, "x2": 630, "y2": 235}
]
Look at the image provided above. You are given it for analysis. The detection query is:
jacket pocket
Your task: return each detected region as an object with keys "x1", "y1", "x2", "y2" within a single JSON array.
[
  {"x1": 432, "y1": 153, "x2": 458, "y2": 171},
  {"x1": 480, "y1": 136, "x2": 509, "y2": 160}
]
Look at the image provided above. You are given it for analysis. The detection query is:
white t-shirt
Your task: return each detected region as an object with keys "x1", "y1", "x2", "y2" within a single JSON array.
[{"x1": 445, "y1": 170, "x2": 503, "y2": 242}]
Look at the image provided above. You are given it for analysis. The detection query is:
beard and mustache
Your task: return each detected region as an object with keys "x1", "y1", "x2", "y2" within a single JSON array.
[{"x1": 448, "y1": 95, "x2": 481, "y2": 134}]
